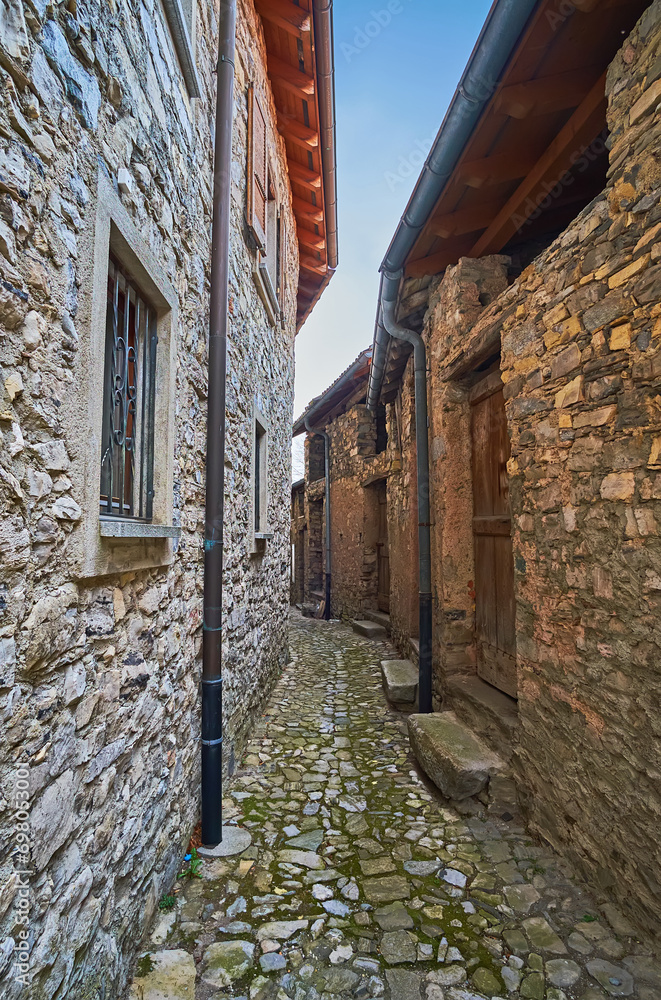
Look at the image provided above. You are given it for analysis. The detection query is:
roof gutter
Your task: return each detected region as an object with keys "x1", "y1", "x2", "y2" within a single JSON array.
[
  {"x1": 293, "y1": 349, "x2": 370, "y2": 435},
  {"x1": 367, "y1": 0, "x2": 539, "y2": 409},
  {"x1": 312, "y1": 0, "x2": 338, "y2": 271}
]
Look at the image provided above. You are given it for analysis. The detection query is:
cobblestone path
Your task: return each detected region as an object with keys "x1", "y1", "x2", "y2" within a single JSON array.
[{"x1": 131, "y1": 613, "x2": 658, "y2": 1000}]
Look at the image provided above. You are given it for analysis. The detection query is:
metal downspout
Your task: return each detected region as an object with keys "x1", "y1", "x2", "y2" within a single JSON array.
[
  {"x1": 305, "y1": 412, "x2": 332, "y2": 620},
  {"x1": 380, "y1": 291, "x2": 433, "y2": 714},
  {"x1": 202, "y1": 0, "x2": 237, "y2": 848}
]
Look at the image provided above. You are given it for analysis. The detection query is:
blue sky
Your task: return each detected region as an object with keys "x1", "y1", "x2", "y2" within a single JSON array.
[{"x1": 294, "y1": 0, "x2": 493, "y2": 425}]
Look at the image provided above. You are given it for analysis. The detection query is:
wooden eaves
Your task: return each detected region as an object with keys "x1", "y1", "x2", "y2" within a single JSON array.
[
  {"x1": 401, "y1": 0, "x2": 649, "y2": 281},
  {"x1": 255, "y1": 0, "x2": 338, "y2": 330}
]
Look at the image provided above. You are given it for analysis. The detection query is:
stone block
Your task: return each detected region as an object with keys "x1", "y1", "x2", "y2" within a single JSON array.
[
  {"x1": 381, "y1": 659, "x2": 418, "y2": 704},
  {"x1": 351, "y1": 619, "x2": 386, "y2": 639},
  {"x1": 128, "y1": 949, "x2": 196, "y2": 999},
  {"x1": 407, "y1": 711, "x2": 505, "y2": 800}
]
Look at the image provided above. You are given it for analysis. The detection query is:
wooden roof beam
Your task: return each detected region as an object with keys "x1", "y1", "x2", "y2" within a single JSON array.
[
  {"x1": 471, "y1": 72, "x2": 607, "y2": 257},
  {"x1": 277, "y1": 112, "x2": 319, "y2": 150},
  {"x1": 405, "y1": 244, "x2": 473, "y2": 279},
  {"x1": 289, "y1": 160, "x2": 322, "y2": 190},
  {"x1": 299, "y1": 229, "x2": 326, "y2": 252},
  {"x1": 494, "y1": 68, "x2": 599, "y2": 119},
  {"x1": 430, "y1": 206, "x2": 491, "y2": 239},
  {"x1": 255, "y1": 0, "x2": 311, "y2": 34},
  {"x1": 267, "y1": 55, "x2": 315, "y2": 97},
  {"x1": 459, "y1": 152, "x2": 538, "y2": 189},
  {"x1": 300, "y1": 253, "x2": 328, "y2": 276},
  {"x1": 293, "y1": 198, "x2": 324, "y2": 223}
]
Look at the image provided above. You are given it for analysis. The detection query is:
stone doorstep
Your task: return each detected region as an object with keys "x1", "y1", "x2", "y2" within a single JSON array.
[
  {"x1": 362, "y1": 608, "x2": 391, "y2": 632},
  {"x1": 351, "y1": 620, "x2": 387, "y2": 639},
  {"x1": 381, "y1": 659, "x2": 418, "y2": 706},
  {"x1": 407, "y1": 710, "x2": 506, "y2": 801},
  {"x1": 445, "y1": 674, "x2": 519, "y2": 763}
]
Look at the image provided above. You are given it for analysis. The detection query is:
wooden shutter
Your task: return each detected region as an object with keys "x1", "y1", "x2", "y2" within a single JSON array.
[
  {"x1": 247, "y1": 85, "x2": 267, "y2": 248},
  {"x1": 278, "y1": 213, "x2": 286, "y2": 307}
]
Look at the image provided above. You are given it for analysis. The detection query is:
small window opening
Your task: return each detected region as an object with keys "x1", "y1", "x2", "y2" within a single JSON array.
[
  {"x1": 253, "y1": 412, "x2": 268, "y2": 540},
  {"x1": 100, "y1": 257, "x2": 157, "y2": 520}
]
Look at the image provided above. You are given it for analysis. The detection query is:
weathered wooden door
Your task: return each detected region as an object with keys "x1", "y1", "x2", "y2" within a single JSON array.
[
  {"x1": 471, "y1": 371, "x2": 517, "y2": 698},
  {"x1": 376, "y1": 481, "x2": 390, "y2": 613}
]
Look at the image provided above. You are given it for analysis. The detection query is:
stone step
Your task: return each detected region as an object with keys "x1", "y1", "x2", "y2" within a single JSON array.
[
  {"x1": 363, "y1": 609, "x2": 391, "y2": 631},
  {"x1": 408, "y1": 637, "x2": 419, "y2": 665},
  {"x1": 407, "y1": 711, "x2": 505, "y2": 801},
  {"x1": 380, "y1": 659, "x2": 418, "y2": 707},
  {"x1": 351, "y1": 620, "x2": 387, "y2": 640},
  {"x1": 446, "y1": 675, "x2": 519, "y2": 762}
]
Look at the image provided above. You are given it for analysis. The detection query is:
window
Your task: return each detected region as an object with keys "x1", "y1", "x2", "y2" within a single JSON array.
[
  {"x1": 252, "y1": 408, "x2": 271, "y2": 549},
  {"x1": 70, "y1": 170, "x2": 179, "y2": 580},
  {"x1": 247, "y1": 85, "x2": 287, "y2": 323},
  {"x1": 100, "y1": 258, "x2": 157, "y2": 520}
]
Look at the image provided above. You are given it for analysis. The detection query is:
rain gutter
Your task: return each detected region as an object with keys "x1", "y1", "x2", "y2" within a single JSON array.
[
  {"x1": 312, "y1": 0, "x2": 338, "y2": 271},
  {"x1": 367, "y1": 0, "x2": 539, "y2": 408}
]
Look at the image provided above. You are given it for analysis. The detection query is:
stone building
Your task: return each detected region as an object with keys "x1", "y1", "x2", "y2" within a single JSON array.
[
  {"x1": 0, "y1": 1, "x2": 336, "y2": 997},
  {"x1": 292, "y1": 347, "x2": 397, "y2": 621},
  {"x1": 298, "y1": 0, "x2": 661, "y2": 941}
]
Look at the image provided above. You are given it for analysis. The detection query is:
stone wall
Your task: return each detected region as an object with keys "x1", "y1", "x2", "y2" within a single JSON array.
[
  {"x1": 396, "y1": 1, "x2": 661, "y2": 938},
  {"x1": 383, "y1": 373, "x2": 421, "y2": 658},
  {"x1": 299, "y1": 402, "x2": 391, "y2": 620},
  {"x1": 0, "y1": 1, "x2": 298, "y2": 997}
]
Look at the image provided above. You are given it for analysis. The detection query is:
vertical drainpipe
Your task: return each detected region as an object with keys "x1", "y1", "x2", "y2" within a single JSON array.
[
  {"x1": 380, "y1": 283, "x2": 433, "y2": 714},
  {"x1": 304, "y1": 413, "x2": 332, "y2": 620},
  {"x1": 202, "y1": 0, "x2": 237, "y2": 848}
]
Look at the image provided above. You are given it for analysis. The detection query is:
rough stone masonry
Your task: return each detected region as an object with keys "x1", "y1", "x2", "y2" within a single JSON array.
[
  {"x1": 388, "y1": 1, "x2": 661, "y2": 943},
  {"x1": 0, "y1": 1, "x2": 298, "y2": 998}
]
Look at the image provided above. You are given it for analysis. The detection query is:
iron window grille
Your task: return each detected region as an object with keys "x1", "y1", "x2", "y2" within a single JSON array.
[{"x1": 100, "y1": 257, "x2": 157, "y2": 520}]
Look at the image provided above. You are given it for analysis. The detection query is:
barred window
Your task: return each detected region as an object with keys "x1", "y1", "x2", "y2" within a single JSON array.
[{"x1": 100, "y1": 258, "x2": 157, "y2": 520}]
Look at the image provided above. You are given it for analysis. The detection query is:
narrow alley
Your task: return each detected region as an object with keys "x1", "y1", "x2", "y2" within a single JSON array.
[{"x1": 130, "y1": 614, "x2": 657, "y2": 1000}]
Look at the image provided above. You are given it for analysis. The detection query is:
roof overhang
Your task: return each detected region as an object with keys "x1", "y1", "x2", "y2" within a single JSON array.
[
  {"x1": 369, "y1": 0, "x2": 651, "y2": 406},
  {"x1": 293, "y1": 348, "x2": 372, "y2": 435},
  {"x1": 256, "y1": 0, "x2": 338, "y2": 331},
  {"x1": 398, "y1": 0, "x2": 649, "y2": 282}
]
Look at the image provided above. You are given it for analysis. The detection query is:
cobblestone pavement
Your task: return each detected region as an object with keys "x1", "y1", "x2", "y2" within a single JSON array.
[{"x1": 130, "y1": 613, "x2": 659, "y2": 1000}]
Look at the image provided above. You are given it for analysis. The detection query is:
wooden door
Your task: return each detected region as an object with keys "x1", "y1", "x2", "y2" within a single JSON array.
[
  {"x1": 471, "y1": 371, "x2": 517, "y2": 698},
  {"x1": 376, "y1": 481, "x2": 390, "y2": 613}
]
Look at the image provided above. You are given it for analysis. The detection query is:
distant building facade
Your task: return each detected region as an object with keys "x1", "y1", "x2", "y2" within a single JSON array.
[{"x1": 0, "y1": 1, "x2": 335, "y2": 997}]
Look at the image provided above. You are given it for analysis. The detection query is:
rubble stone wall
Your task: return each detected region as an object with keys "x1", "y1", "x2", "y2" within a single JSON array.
[
  {"x1": 300, "y1": 405, "x2": 392, "y2": 620},
  {"x1": 382, "y1": 374, "x2": 420, "y2": 657},
  {"x1": 403, "y1": 2, "x2": 661, "y2": 937},
  {"x1": 325, "y1": 405, "x2": 387, "y2": 620},
  {"x1": 0, "y1": 0, "x2": 298, "y2": 997}
]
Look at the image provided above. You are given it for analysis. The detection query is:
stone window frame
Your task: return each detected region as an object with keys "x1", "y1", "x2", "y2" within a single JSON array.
[
  {"x1": 251, "y1": 404, "x2": 273, "y2": 552},
  {"x1": 161, "y1": 0, "x2": 201, "y2": 99},
  {"x1": 71, "y1": 169, "x2": 180, "y2": 580}
]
